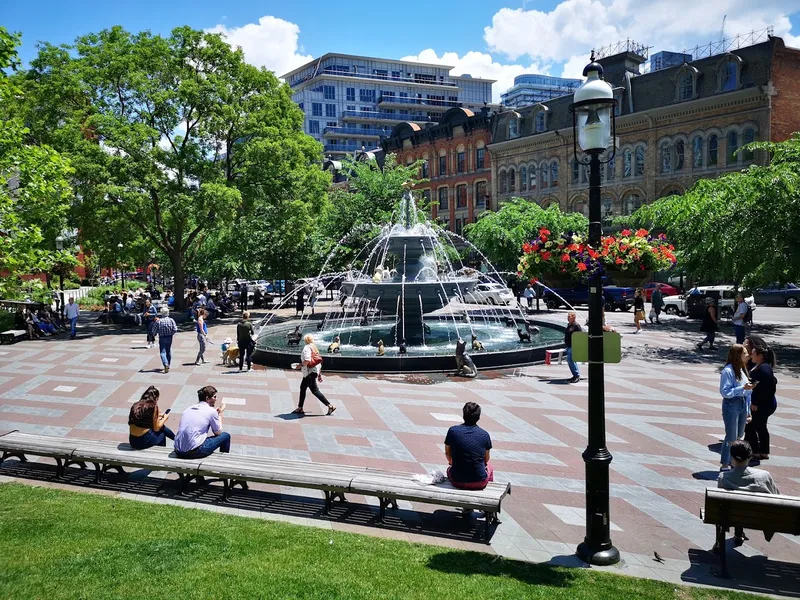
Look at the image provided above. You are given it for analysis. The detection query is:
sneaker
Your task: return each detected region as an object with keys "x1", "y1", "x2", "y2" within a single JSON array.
[
  {"x1": 569, "y1": 376, "x2": 580, "y2": 383},
  {"x1": 326, "y1": 405, "x2": 337, "y2": 416},
  {"x1": 164, "y1": 365, "x2": 169, "y2": 374}
]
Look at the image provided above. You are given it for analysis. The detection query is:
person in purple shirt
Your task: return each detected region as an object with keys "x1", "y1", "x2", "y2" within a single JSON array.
[{"x1": 174, "y1": 386, "x2": 231, "y2": 459}]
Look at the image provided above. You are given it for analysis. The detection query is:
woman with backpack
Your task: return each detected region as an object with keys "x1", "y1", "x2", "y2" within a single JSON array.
[{"x1": 292, "y1": 334, "x2": 336, "y2": 416}]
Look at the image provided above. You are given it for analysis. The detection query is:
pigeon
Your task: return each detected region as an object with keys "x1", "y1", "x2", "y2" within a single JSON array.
[{"x1": 653, "y1": 551, "x2": 665, "y2": 563}]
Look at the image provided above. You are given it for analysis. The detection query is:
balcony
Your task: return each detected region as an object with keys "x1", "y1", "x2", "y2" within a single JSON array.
[
  {"x1": 341, "y1": 110, "x2": 439, "y2": 124},
  {"x1": 291, "y1": 68, "x2": 459, "y2": 89},
  {"x1": 323, "y1": 143, "x2": 380, "y2": 154},
  {"x1": 377, "y1": 96, "x2": 462, "y2": 111},
  {"x1": 322, "y1": 126, "x2": 391, "y2": 139}
]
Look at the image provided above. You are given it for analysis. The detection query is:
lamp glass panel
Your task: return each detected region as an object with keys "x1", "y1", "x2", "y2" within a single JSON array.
[{"x1": 577, "y1": 104, "x2": 611, "y2": 152}]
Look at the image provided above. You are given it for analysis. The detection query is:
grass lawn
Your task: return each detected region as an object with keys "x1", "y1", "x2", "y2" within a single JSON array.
[{"x1": 0, "y1": 483, "x2": 761, "y2": 600}]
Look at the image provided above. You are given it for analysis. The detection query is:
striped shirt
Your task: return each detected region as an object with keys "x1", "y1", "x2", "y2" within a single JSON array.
[{"x1": 156, "y1": 317, "x2": 178, "y2": 338}]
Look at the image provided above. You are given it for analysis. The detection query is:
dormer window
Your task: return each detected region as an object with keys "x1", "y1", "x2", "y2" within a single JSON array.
[
  {"x1": 675, "y1": 65, "x2": 699, "y2": 102},
  {"x1": 535, "y1": 111, "x2": 545, "y2": 133},
  {"x1": 717, "y1": 55, "x2": 743, "y2": 92},
  {"x1": 508, "y1": 116, "x2": 520, "y2": 139},
  {"x1": 679, "y1": 73, "x2": 693, "y2": 100}
]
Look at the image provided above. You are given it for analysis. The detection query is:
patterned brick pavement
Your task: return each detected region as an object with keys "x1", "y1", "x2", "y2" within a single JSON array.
[{"x1": 1, "y1": 309, "x2": 798, "y2": 594}]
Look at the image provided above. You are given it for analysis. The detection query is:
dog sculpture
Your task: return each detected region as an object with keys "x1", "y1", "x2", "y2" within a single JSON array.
[
  {"x1": 471, "y1": 333, "x2": 484, "y2": 351},
  {"x1": 517, "y1": 327, "x2": 531, "y2": 343},
  {"x1": 454, "y1": 338, "x2": 478, "y2": 378},
  {"x1": 287, "y1": 326, "x2": 302, "y2": 346},
  {"x1": 376, "y1": 339, "x2": 385, "y2": 356},
  {"x1": 328, "y1": 336, "x2": 341, "y2": 354}
]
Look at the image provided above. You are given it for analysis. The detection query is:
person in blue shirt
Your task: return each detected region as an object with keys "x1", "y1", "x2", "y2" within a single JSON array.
[
  {"x1": 444, "y1": 402, "x2": 493, "y2": 490},
  {"x1": 719, "y1": 344, "x2": 754, "y2": 470}
]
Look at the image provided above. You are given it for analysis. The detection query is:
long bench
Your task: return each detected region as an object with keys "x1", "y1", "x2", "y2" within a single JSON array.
[
  {"x1": 702, "y1": 488, "x2": 800, "y2": 577},
  {"x1": 0, "y1": 431, "x2": 510, "y2": 541}
]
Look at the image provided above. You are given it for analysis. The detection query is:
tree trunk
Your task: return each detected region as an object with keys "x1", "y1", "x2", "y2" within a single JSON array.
[{"x1": 170, "y1": 250, "x2": 185, "y2": 311}]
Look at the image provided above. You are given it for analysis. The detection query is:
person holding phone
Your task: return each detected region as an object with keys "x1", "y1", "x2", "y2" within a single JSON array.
[
  {"x1": 745, "y1": 343, "x2": 778, "y2": 460},
  {"x1": 175, "y1": 386, "x2": 231, "y2": 459},
  {"x1": 719, "y1": 344, "x2": 754, "y2": 470},
  {"x1": 128, "y1": 386, "x2": 174, "y2": 450}
]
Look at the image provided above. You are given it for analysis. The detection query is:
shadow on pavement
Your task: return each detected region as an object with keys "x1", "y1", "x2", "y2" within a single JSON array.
[{"x1": 426, "y1": 550, "x2": 578, "y2": 587}]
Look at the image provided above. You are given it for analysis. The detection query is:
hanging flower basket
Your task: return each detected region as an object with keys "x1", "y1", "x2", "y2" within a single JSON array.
[
  {"x1": 540, "y1": 271, "x2": 577, "y2": 288},
  {"x1": 607, "y1": 269, "x2": 651, "y2": 288}
]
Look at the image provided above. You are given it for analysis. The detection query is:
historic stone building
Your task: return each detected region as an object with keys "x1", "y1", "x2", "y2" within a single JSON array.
[
  {"x1": 488, "y1": 36, "x2": 800, "y2": 221},
  {"x1": 382, "y1": 107, "x2": 492, "y2": 235}
]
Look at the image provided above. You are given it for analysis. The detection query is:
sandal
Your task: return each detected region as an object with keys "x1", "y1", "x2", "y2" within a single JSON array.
[
  {"x1": 291, "y1": 408, "x2": 305, "y2": 415},
  {"x1": 326, "y1": 405, "x2": 337, "y2": 416}
]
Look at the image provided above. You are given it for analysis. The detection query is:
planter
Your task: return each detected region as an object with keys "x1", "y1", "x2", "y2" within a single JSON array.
[
  {"x1": 540, "y1": 271, "x2": 577, "y2": 289},
  {"x1": 608, "y1": 270, "x2": 651, "y2": 289}
]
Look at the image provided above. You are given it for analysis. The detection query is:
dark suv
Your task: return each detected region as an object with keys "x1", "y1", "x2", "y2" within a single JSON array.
[{"x1": 543, "y1": 284, "x2": 634, "y2": 312}]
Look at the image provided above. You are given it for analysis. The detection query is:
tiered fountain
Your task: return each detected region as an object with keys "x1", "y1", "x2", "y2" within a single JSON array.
[{"x1": 253, "y1": 189, "x2": 564, "y2": 372}]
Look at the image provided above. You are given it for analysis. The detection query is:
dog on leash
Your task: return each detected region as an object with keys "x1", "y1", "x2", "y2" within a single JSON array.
[{"x1": 221, "y1": 338, "x2": 240, "y2": 365}]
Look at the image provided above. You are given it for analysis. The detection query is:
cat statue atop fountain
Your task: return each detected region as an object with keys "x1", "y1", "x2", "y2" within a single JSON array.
[
  {"x1": 471, "y1": 334, "x2": 484, "y2": 351},
  {"x1": 372, "y1": 266, "x2": 384, "y2": 283},
  {"x1": 376, "y1": 340, "x2": 386, "y2": 356},
  {"x1": 454, "y1": 338, "x2": 477, "y2": 378},
  {"x1": 328, "y1": 336, "x2": 341, "y2": 354}
]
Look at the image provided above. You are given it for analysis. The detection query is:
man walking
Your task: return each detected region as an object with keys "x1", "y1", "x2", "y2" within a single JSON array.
[
  {"x1": 732, "y1": 293, "x2": 748, "y2": 344},
  {"x1": 565, "y1": 312, "x2": 582, "y2": 383},
  {"x1": 156, "y1": 307, "x2": 178, "y2": 373},
  {"x1": 237, "y1": 311, "x2": 255, "y2": 371},
  {"x1": 239, "y1": 281, "x2": 248, "y2": 312},
  {"x1": 64, "y1": 297, "x2": 80, "y2": 339},
  {"x1": 650, "y1": 284, "x2": 664, "y2": 324}
]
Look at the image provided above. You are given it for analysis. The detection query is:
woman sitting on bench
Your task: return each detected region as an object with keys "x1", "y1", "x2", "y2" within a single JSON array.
[
  {"x1": 444, "y1": 402, "x2": 494, "y2": 490},
  {"x1": 128, "y1": 386, "x2": 174, "y2": 450}
]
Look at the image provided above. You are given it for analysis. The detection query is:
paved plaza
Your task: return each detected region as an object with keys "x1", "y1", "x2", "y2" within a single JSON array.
[{"x1": 1, "y1": 305, "x2": 799, "y2": 595}]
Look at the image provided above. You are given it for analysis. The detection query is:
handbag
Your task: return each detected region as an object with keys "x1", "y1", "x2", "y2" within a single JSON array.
[{"x1": 309, "y1": 347, "x2": 323, "y2": 368}]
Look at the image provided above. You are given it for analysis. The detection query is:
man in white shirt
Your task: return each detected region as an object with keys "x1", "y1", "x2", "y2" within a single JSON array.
[
  {"x1": 64, "y1": 297, "x2": 80, "y2": 339},
  {"x1": 732, "y1": 293, "x2": 748, "y2": 344}
]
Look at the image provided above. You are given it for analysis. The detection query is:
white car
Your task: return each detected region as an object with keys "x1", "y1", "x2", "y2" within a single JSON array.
[
  {"x1": 663, "y1": 285, "x2": 756, "y2": 317},
  {"x1": 469, "y1": 283, "x2": 515, "y2": 305}
]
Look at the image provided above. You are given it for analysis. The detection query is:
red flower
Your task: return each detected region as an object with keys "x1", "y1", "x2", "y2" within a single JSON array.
[
  {"x1": 541, "y1": 251, "x2": 551, "y2": 260},
  {"x1": 615, "y1": 258, "x2": 624, "y2": 265},
  {"x1": 658, "y1": 233, "x2": 667, "y2": 240},
  {"x1": 620, "y1": 229, "x2": 632, "y2": 237},
  {"x1": 530, "y1": 277, "x2": 538, "y2": 283},
  {"x1": 601, "y1": 250, "x2": 609, "y2": 257},
  {"x1": 588, "y1": 249, "x2": 599, "y2": 259},
  {"x1": 577, "y1": 262, "x2": 587, "y2": 271},
  {"x1": 539, "y1": 228, "x2": 551, "y2": 236},
  {"x1": 635, "y1": 228, "x2": 649, "y2": 237},
  {"x1": 639, "y1": 264, "x2": 646, "y2": 270},
  {"x1": 522, "y1": 242, "x2": 532, "y2": 253},
  {"x1": 561, "y1": 254, "x2": 571, "y2": 263},
  {"x1": 620, "y1": 244, "x2": 628, "y2": 251}
]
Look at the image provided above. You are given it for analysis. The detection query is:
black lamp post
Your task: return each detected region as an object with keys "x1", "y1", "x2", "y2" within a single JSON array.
[
  {"x1": 55, "y1": 235, "x2": 65, "y2": 319},
  {"x1": 117, "y1": 242, "x2": 124, "y2": 289},
  {"x1": 569, "y1": 53, "x2": 620, "y2": 566}
]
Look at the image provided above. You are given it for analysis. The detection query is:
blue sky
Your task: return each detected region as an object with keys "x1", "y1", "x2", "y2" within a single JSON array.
[{"x1": 6, "y1": 0, "x2": 800, "y2": 101}]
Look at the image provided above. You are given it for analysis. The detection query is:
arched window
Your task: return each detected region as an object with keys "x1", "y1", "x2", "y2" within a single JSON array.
[
  {"x1": 498, "y1": 171, "x2": 507, "y2": 194},
  {"x1": 708, "y1": 134, "x2": 719, "y2": 166},
  {"x1": 602, "y1": 196, "x2": 614, "y2": 224},
  {"x1": 661, "y1": 142, "x2": 672, "y2": 173},
  {"x1": 721, "y1": 60, "x2": 738, "y2": 92},
  {"x1": 475, "y1": 181, "x2": 487, "y2": 207},
  {"x1": 421, "y1": 158, "x2": 429, "y2": 179},
  {"x1": 679, "y1": 72, "x2": 694, "y2": 101},
  {"x1": 438, "y1": 187, "x2": 449, "y2": 210},
  {"x1": 540, "y1": 163, "x2": 549, "y2": 189},
  {"x1": 520, "y1": 166, "x2": 527, "y2": 191},
  {"x1": 727, "y1": 131, "x2": 739, "y2": 165},
  {"x1": 624, "y1": 193, "x2": 643, "y2": 216},
  {"x1": 692, "y1": 136, "x2": 704, "y2": 169},
  {"x1": 623, "y1": 149, "x2": 632, "y2": 178},
  {"x1": 635, "y1": 146, "x2": 645, "y2": 176},
  {"x1": 606, "y1": 156, "x2": 615, "y2": 181},
  {"x1": 581, "y1": 163, "x2": 589, "y2": 184},
  {"x1": 661, "y1": 188, "x2": 681, "y2": 198},
  {"x1": 743, "y1": 128, "x2": 755, "y2": 161},
  {"x1": 675, "y1": 140, "x2": 685, "y2": 171},
  {"x1": 571, "y1": 158, "x2": 580, "y2": 184},
  {"x1": 508, "y1": 168, "x2": 516, "y2": 192},
  {"x1": 529, "y1": 165, "x2": 537, "y2": 191},
  {"x1": 551, "y1": 162, "x2": 559, "y2": 187},
  {"x1": 535, "y1": 111, "x2": 546, "y2": 133}
]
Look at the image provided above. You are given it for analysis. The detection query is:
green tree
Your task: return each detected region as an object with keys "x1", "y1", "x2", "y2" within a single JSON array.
[
  {"x1": 465, "y1": 198, "x2": 589, "y2": 271},
  {"x1": 624, "y1": 135, "x2": 800, "y2": 288},
  {"x1": 21, "y1": 26, "x2": 323, "y2": 307},
  {"x1": 0, "y1": 28, "x2": 73, "y2": 298}
]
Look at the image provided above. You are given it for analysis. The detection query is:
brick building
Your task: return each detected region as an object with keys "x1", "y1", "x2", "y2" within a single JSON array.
[
  {"x1": 382, "y1": 107, "x2": 492, "y2": 234},
  {"x1": 488, "y1": 36, "x2": 800, "y2": 221}
]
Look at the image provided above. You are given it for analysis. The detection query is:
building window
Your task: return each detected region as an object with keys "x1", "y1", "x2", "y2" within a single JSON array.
[
  {"x1": 438, "y1": 187, "x2": 449, "y2": 210},
  {"x1": 743, "y1": 128, "x2": 755, "y2": 161},
  {"x1": 326, "y1": 104, "x2": 336, "y2": 118},
  {"x1": 661, "y1": 142, "x2": 672, "y2": 173},
  {"x1": 674, "y1": 140, "x2": 685, "y2": 171},
  {"x1": 535, "y1": 111, "x2": 546, "y2": 133},
  {"x1": 309, "y1": 120, "x2": 320, "y2": 134},
  {"x1": 602, "y1": 197, "x2": 614, "y2": 224},
  {"x1": 551, "y1": 162, "x2": 559, "y2": 187},
  {"x1": 498, "y1": 171, "x2": 507, "y2": 194},
  {"x1": 312, "y1": 103, "x2": 322, "y2": 117},
  {"x1": 508, "y1": 117, "x2": 519, "y2": 139},
  {"x1": 635, "y1": 146, "x2": 645, "y2": 176},
  {"x1": 323, "y1": 85, "x2": 335, "y2": 100},
  {"x1": 421, "y1": 160, "x2": 429, "y2": 179},
  {"x1": 346, "y1": 88, "x2": 355, "y2": 102},
  {"x1": 475, "y1": 147, "x2": 485, "y2": 169},
  {"x1": 607, "y1": 156, "x2": 615, "y2": 181},
  {"x1": 519, "y1": 166, "x2": 528, "y2": 191},
  {"x1": 298, "y1": 102, "x2": 304, "y2": 112},
  {"x1": 359, "y1": 89, "x2": 375, "y2": 103},
  {"x1": 624, "y1": 193, "x2": 642, "y2": 216},
  {"x1": 693, "y1": 136, "x2": 704, "y2": 168},
  {"x1": 540, "y1": 163, "x2": 549, "y2": 189},
  {"x1": 721, "y1": 60, "x2": 738, "y2": 92},
  {"x1": 475, "y1": 181, "x2": 487, "y2": 206},
  {"x1": 727, "y1": 131, "x2": 739, "y2": 165},
  {"x1": 529, "y1": 166, "x2": 537, "y2": 191},
  {"x1": 623, "y1": 149, "x2": 632, "y2": 178},
  {"x1": 679, "y1": 72, "x2": 694, "y2": 101},
  {"x1": 439, "y1": 155, "x2": 447, "y2": 176},
  {"x1": 508, "y1": 168, "x2": 516, "y2": 192},
  {"x1": 455, "y1": 218, "x2": 463, "y2": 236},
  {"x1": 457, "y1": 151, "x2": 465, "y2": 173},
  {"x1": 392, "y1": 71, "x2": 401, "y2": 80},
  {"x1": 456, "y1": 185, "x2": 467, "y2": 208},
  {"x1": 708, "y1": 134, "x2": 719, "y2": 166}
]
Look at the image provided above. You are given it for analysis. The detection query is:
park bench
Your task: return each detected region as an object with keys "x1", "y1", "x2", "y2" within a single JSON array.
[
  {"x1": 0, "y1": 330, "x2": 27, "y2": 344},
  {"x1": 0, "y1": 431, "x2": 511, "y2": 541},
  {"x1": 701, "y1": 488, "x2": 800, "y2": 577}
]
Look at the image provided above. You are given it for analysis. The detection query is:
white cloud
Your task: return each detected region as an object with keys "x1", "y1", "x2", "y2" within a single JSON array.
[
  {"x1": 206, "y1": 16, "x2": 312, "y2": 78},
  {"x1": 485, "y1": 0, "x2": 800, "y2": 67},
  {"x1": 400, "y1": 49, "x2": 550, "y2": 103}
]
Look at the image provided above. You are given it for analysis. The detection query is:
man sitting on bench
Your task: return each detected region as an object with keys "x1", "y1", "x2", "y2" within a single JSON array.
[
  {"x1": 444, "y1": 402, "x2": 494, "y2": 490},
  {"x1": 174, "y1": 385, "x2": 230, "y2": 459},
  {"x1": 715, "y1": 440, "x2": 780, "y2": 550}
]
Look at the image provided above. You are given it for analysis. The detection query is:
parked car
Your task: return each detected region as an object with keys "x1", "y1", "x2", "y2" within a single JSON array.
[
  {"x1": 469, "y1": 282, "x2": 515, "y2": 305},
  {"x1": 543, "y1": 285, "x2": 634, "y2": 312},
  {"x1": 753, "y1": 283, "x2": 800, "y2": 308},
  {"x1": 663, "y1": 285, "x2": 756, "y2": 318},
  {"x1": 643, "y1": 282, "x2": 680, "y2": 302}
]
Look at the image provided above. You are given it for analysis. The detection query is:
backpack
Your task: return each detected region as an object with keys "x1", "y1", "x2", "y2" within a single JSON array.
[{"x1": 744, "y1": 303, "x2": 753, "y2": 326}]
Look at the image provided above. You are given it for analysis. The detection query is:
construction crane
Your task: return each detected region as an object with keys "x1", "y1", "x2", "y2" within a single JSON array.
[{"x1": 721, "y1": 15, "x2": 727, "y2": 42}]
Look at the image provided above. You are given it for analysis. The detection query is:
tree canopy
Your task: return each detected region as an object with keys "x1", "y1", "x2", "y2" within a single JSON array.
[{"x1": 624, "y1": 135, "x2": 800, "y2": 288}]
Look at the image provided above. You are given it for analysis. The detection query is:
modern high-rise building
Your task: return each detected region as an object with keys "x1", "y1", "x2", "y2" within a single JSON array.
[
  {"x1": 282, "y1": 54, "x2": 494, "y2": 157},
  {"x1": 500, "y1": 74, "x2": 583, "y2": 108}
]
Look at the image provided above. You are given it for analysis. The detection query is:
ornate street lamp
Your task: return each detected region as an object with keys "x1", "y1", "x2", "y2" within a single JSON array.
[
  {"x1": 569, "y1": 52, "x2": 620, "y2": 566},
  {"x1": 117, "y1": 242, "x2": 125, "y2": 289},
  {"x1": 55, "y1": 235, "x2": 65, "y2": 318}
]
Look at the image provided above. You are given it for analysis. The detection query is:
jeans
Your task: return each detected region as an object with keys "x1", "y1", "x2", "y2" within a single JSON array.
[
  {"x1": 299, "y1": 372, "x2": 330, "y2": 408},
  {"x1": 566, "y1": 347, "x2": 580, "y2": 378},
  {"x1": 70, "y1": 317, "x2": 78, "y2": 338},
  {"x1": 176, "y1": 432, "x2": 231, "y2": 459},
  {"x1": 196, "y1": 333, "x2": 206, "y2": 362},
  {"x1": 129, "y1": 426, "x2": 175, "y2": 450},
  {"x1": 701, "y1": 331, "x2": 716, "y2": 347},
  {"x1": 744, "y1": 401, "x2": 776, "y2": 456},
  {"x1": 734, "y1": 324, "x2": 745, "y2": 344},
  {"x1": 238, "y1": 340, "x2": 253, "y2": 370},
  {"x1": 146, "y1": 321, "x2": 156, "y2": 344},
  {"x1": 159, "y1": 336, "x2": 173, "y2": 366},
  {"x1": 721, "y1": 396, "x2": 748, "y2": 465}
]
